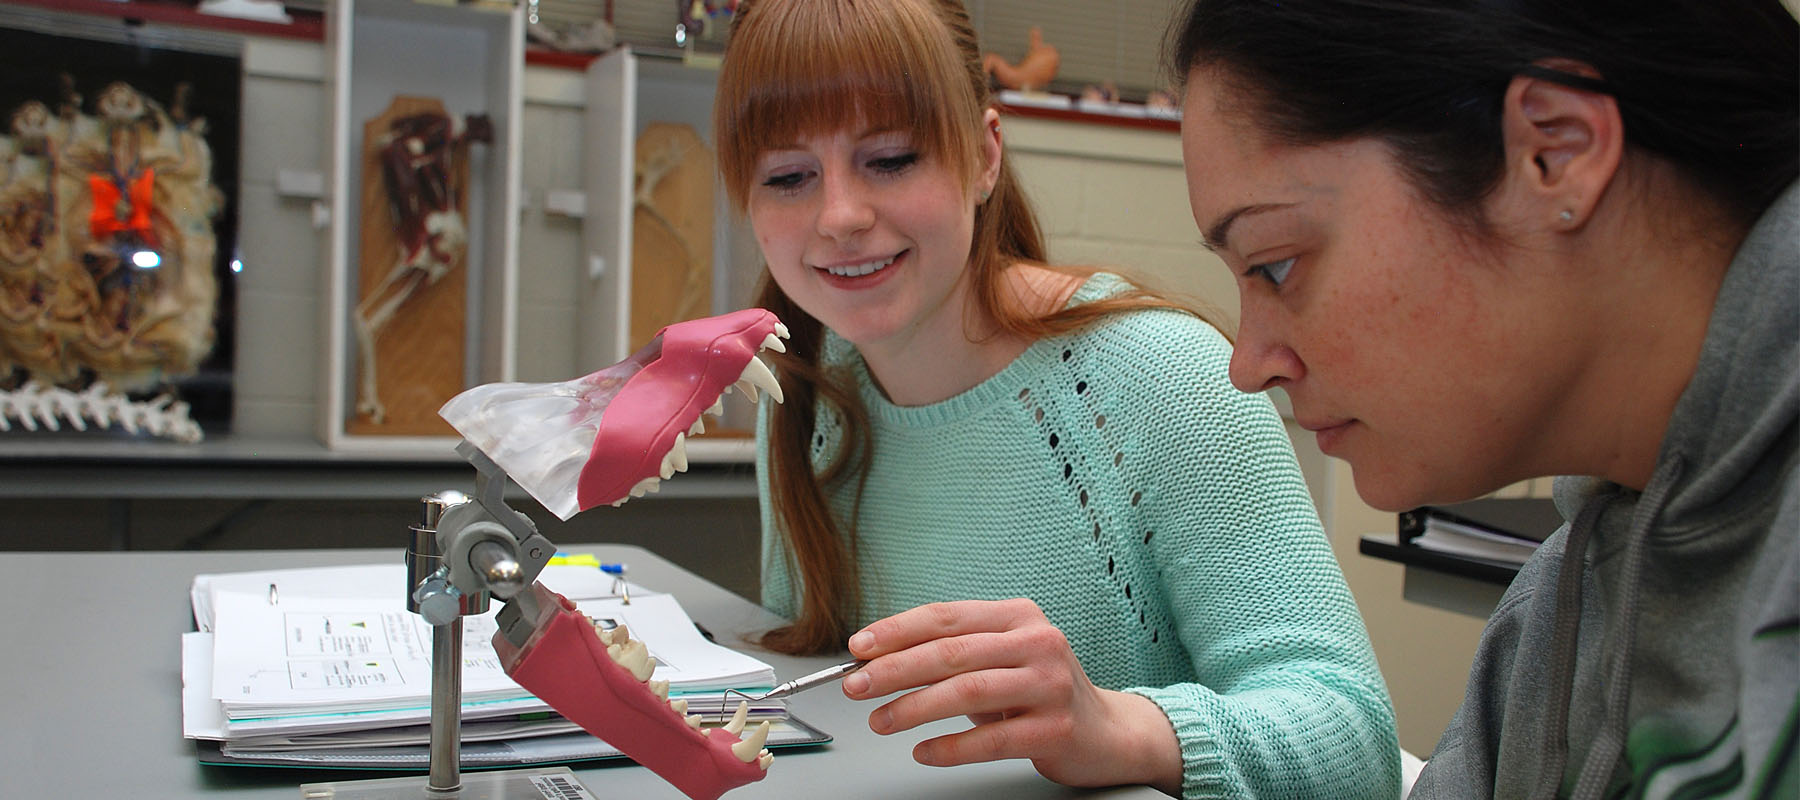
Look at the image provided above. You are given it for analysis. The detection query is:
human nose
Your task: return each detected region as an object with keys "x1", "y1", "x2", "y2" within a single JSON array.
[
  {"x1": 816, "y1": 167, "x2": 874, "y2": 242},
  {"x1": 1228, "y1": 301, "x2": 1304, "y2": 393}
]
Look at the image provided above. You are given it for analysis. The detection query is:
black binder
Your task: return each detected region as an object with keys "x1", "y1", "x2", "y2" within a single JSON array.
[{"x1": 1398, "y1": 497, "x2": 1563, "y2": 545}]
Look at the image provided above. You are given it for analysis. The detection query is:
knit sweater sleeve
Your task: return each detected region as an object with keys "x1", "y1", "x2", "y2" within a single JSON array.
[{"x1": 1111, "y1": 314, "x2": 1400, "y2": 799}]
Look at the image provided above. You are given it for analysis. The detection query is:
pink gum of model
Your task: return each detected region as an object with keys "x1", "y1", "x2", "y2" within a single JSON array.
[
  {"x1": 495, "y1": 584, "x2": 769, "y2": 800},
  {"x1": 576, "y1": 308, "x2": 783, "y2": 511}
]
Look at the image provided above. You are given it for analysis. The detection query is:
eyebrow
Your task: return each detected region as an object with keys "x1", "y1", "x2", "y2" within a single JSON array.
[{"x1": 1202, "y1": 203, "x2": 1295, "y2": 251}]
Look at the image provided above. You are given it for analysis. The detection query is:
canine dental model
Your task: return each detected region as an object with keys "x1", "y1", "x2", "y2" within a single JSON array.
[
  {"x1": 440, "y1": 307, "x2": 787, "y2": 520},
  {"x1": 494, "y1": 583, "x2": 773, "y2": 800},
  {"x1": 436, "y1": 308, "x2": 787, "y2": 800}
]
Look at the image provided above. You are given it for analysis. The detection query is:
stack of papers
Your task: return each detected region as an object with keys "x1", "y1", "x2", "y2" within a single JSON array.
[{"x1": 181, "y1": 563, "x2": 806, "y2": 768}]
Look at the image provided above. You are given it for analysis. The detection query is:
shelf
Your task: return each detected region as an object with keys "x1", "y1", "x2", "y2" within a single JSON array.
[{"x1": 0, "y1": 433, "x2": 756, "y2": 500}]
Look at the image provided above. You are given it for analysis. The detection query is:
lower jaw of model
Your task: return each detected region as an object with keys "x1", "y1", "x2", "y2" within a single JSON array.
[{"x1": 495, "y1": 584, "x2": 772, "y2": 800}]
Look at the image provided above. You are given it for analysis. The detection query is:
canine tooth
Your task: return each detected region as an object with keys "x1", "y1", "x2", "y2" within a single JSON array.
[
  {"x1": 740, "y1": 357, "x2": 784, "y2": 403},
  {"x1": 670, "y1": 698, "x2": 688, "y2": 714},
  {"x1": 724, "y1": 701, "x2": 748, "y2": 736},
  {"x1": 659, "y1": 457, "x2": 676, "y2": 480},
  {"x1": 761, "y1": 333, "x2": 786, "y2": 353},
  {"x1": 649, "y1": 679, "x2": 669, "y2": 700},
  {"x1": 685, "y1": 714, "x2": 703, "y2": 730},
  {"x1": 758, "y1": 751, "x2": 773, "y2": 770},
  {"x1": 774, "y1": 322, "x2": 790, "y2": 339},
  {"x1": 734, "y1": 379, "x2": 760, "y2": 403},
  {"x1": 731, "y1": 721, "x2": 771, "y2": 762}
]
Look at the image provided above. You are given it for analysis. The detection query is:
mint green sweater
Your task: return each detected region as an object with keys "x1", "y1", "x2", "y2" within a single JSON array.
[{"x1": 757, "y1": 274, "x2": 1399, "y2": 798}]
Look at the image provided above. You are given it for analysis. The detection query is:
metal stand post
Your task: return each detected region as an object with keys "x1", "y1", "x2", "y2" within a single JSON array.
[{"x1": 296, "y1": 493, "x2": 596, "y2": 799}]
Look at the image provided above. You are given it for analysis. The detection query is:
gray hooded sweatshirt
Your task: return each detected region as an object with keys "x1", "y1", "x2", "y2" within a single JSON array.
[{"x1": 1412, "y1": 182, "x2": 1799, "y2": 800}]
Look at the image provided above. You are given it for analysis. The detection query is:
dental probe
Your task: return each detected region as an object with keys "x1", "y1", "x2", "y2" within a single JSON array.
[{"x1": 751, "y1": 658, "x2": 869, "y2": 701}]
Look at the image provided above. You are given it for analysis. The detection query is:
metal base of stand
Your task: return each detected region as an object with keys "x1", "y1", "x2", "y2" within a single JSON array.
[{"x1": 298, "y1": 766, "x2": 597, "y2": 799}]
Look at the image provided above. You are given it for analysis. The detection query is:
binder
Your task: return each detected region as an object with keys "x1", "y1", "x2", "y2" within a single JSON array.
[
  {"x1": 1396, "y1": 498, "x2": 1562, "y2": 567},
  {"x1": 1398, "y1": 497, "x2": 1563, "y2": 545}
]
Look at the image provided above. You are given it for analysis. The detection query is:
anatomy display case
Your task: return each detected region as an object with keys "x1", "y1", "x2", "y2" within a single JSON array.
[{"x1": 319, "y1": 0, "x2": 523, "y2": 453}]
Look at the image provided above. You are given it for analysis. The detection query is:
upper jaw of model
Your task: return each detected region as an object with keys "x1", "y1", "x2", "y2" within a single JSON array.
[{"x1": 439, "y1": 308, "x2": 789, "y2": 520}]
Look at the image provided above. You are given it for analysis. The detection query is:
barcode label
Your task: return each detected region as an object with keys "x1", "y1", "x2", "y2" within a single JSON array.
[{"x1": 529, "y1": 774, "x2": 598, "y2": 800}]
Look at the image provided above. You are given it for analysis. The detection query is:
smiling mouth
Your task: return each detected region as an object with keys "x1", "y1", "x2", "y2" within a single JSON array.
[{"x1": 818, "y1": 252, "x2": 899, "y2": 278}]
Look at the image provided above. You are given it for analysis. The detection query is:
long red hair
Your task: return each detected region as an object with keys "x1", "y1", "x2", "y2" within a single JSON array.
[{"x1": 717, "y1": 0, "x2": 1217, "y2": 654}]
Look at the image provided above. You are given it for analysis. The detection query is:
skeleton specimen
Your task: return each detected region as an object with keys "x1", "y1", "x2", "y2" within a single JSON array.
[{"x1": 351, "y1": 106, "x2": 491, "y2": 427}]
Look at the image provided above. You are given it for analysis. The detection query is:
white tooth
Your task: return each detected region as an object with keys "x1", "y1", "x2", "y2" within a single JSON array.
[
  {"x1": 775, "y1": 322, "x2": 790, "y2": 339},
  {"x1": 734, "y1": 379, "x2": 760, "y2": 403},
  {"x1": 595, "y1": 625, "x2": 614, "y2": 646},
  {"x1": 686, "y1": 714, "x2": 703, "y2": 730},
  {"x1": 758, "y1": 751, "x2": 773, "y2": 771},
  {"x1": 761, "y1": 333, "x2": 786, "y2": 353},
  {"x1": 669, "y1": 698, "x2": 688, "y2": 714},
  {"x1": 667, "y1": 433, "x2": 689, "y2": 473},
  {"x1": 689, "y1": 417, "x2": 706, "y2": 436},
  {"x1": 724, "y1": 701, "x2": 748, "y2": 736},
  {"x1": 630, "y1": 477, "x2": 660, "y2": 497},
  {"x1": 739, "y1": 357, "x2": 784, "y2": 404},
  {"x1": 706, "y1": 397, "x2": 725, "y2": 417},
  {"x1": 612, "y1": 641, "x2": 648, "y2": 677},
  {"x1": 612, "y1": 624, "x2": 629, "y2": 643},
  {"x1": 731, "y1": 721, "x2": 771, "y2": 762},
  {"x1": 649, "y1": 679, "x2": 669, "y2": 700},
  {"x1": 659, "y1": 456, "x2": 676, "y2": 480},
  {"x1": 615, "y1": 639, "x2": 652, "y2": 680}
]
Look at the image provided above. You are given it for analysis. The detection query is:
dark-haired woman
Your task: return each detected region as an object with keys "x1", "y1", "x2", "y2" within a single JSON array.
[
  {"x1": 718, "y1": 0, "x2": 1401, "y2": 796},
  {"x1": 1168, "y1": 0, "x2": 1797, "y2": 796}
]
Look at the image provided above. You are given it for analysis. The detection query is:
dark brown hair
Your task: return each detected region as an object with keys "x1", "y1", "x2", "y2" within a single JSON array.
[{"x1": 1167, "y1": 0, "x2": 1798, "y2": 227}]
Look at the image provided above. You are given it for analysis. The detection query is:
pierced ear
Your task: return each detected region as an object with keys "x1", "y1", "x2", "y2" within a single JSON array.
[{"x1": 1498, "y1": 60, "x2": 1622, "y2": 228}]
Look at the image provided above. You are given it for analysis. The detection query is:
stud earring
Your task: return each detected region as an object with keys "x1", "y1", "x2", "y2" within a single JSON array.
[
  {"x1": 1559, "y1": 209, "x2": 1575, "y2": 223},
  {"x1": 980, "y1": 189, "x2": 991, "y2": 203}
]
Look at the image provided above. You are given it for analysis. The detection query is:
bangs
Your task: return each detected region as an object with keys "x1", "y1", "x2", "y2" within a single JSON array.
[{"x1": 716, "y1": 0, "x2": 981, "y2": 211}]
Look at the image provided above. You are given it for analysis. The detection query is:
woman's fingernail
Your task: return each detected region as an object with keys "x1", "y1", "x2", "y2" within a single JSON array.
[
  {"x1": 848, "y1": 631, "x2": 873, "y2": 653},
  {"x1": 844, "y1": 672, "x2": 870, "y2": 696},
  {"x1": 871, "y1": 708, "x2": 892, "y2": 733}
]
